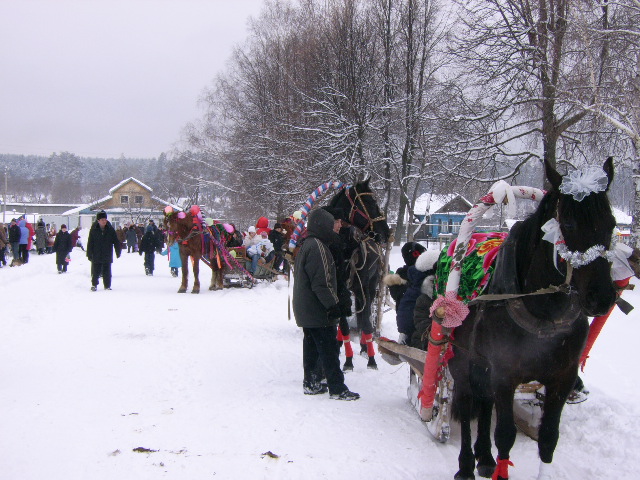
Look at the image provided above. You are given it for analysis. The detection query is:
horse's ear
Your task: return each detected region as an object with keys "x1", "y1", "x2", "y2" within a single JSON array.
[
  {"x1": 603, "y1": 156, "x2": 614, "y2": 191},
  {"x1": 362, "y1": 178, "x2": 371, "y2": 191},
  {"x1": 544, "y1": 159, "x2": 562, "y2": 190}
]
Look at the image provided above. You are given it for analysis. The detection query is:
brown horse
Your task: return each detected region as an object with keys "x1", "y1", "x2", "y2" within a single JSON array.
[{"x1": 164, "y1": 211, "x2": 229, "y2": 293}]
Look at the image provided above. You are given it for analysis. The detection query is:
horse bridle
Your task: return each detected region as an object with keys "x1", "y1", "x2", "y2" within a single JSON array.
[{"x1": 345, "y1": 187, "x2": 386, "y2": 235}]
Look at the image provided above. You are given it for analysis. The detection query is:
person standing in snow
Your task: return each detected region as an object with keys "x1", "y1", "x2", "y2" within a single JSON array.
[
  {"x1": 0, "y1": 222, "x2": 7, "y2": 267},
  {"x1": 292, "y1": 208, "x2": 359, "y2": 401},
  {"x1": 86, "y1": 210, "x2": 121, "y2": 291},
  {"x1": 18, "y1": 218, "x2": 30, "y2": 264},
  {"x1": 35, "y1": 219, "x2": 47, "y2": 254},
  {"x1": 160, "y1": 240, "x2": 181, "y2": 277},
  {"x1": 8, "y1": 218, "x2": 21, "y2": 263},
  {"x1": 139, "y1": 225, "x2": 160, "y2": 275},
  {"x1": 125, "y1": 225, "x2": 137, "y2": 253},
  {"x1": 52, "y1": 224, "x2": 73, "y2": 273}
]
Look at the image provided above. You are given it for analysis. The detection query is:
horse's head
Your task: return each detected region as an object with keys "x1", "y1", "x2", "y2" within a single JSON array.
[
  {"x1": 333, "y1": 179, "x2": 390, "y2": 243},
  {"x1": 545, "y1": 157, "x2": 617, "y2": 316},
  {"x1": 164, "y1": 211, "x2": 192, "y2": 246}
]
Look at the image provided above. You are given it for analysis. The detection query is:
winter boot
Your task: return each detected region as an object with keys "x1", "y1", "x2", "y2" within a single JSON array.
[
  {"x1": 330, "y1": 389, "x2": 360, "y2": 401},
  {"x1": 303, "y1": 381, "x2": 328, "y2": 395}
]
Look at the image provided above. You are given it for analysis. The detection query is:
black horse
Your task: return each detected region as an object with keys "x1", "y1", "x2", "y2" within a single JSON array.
[
  {"x1": 328, "y1": 179, "x2": 391, "y2": 370},
  {"x1": 448, "y1": 159, "x2": 617, "y2": 480}
]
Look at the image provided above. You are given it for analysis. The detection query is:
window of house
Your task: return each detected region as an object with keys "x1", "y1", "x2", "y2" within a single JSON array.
[
  {"x1": 120, "y1": 195, "x2": 129, "y2": 204},
  {"x1": 134, "y1": 195, "x2": 143, "y2": 204},
  {"x1": 448, "y1": 219, "x2": 453, "y2": 233}
]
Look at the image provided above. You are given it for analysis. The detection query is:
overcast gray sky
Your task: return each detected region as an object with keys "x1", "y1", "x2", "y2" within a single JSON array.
[{"x1": 0, "y1": 0, "x2": 264, "y2": 159}]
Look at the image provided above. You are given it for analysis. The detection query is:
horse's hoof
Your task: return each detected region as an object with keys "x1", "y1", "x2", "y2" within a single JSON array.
[
  {"x1": 454, "y1": 471, "x2": 475, "y2": 480},
  {"x1": 191, "y1": 290, "x2": 200, "y2": 294},
  {"x1": 177, "y1": 289, "x2": 187, "y2": 293},
  {"x1": 367, "y1": 357, "x2": 378, "y2": 370},
  {"x1": 342, "y1": 357, "x2": 354, "y2": 372},
  {"x1": 476, "y1": 464, "x2": 495, "y2": 478}
]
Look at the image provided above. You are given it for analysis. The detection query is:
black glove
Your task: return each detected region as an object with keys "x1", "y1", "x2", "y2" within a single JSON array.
[
  {"x1": 327, "y1": 304, "x2": 341, "y2": 320},
  {"x1": 339, "y1": 296, "x2": 352, "y2": 318}
]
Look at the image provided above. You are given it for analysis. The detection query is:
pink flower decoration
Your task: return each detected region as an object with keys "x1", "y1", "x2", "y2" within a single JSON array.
[{"x1": 430, "y1": 292, "x2": 470, "y2": 328}]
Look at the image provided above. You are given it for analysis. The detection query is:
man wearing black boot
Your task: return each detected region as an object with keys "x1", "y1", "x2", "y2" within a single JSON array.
[
  {"x1": 293, "y1": 208, "x2": 359, "y2": 401},
  {"x1": 87, "y1": 210, "x2": 121, "y2": 291}
]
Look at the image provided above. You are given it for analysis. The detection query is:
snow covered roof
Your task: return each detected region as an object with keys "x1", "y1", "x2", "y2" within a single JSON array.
[
  {"x1": 613, "y1": 207, "x2": 632, "y2": 225},
  {"x1": 108, "y1": 177, "x2": 152, "y2": 194},
  {"x1": 413, "y1": 193, "x2": 456, "y2": 216}
]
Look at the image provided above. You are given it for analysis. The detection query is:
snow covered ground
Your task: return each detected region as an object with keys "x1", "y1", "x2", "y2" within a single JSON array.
[{"x1": 1, "y1": 237, "x2": 639, "y2": 480}]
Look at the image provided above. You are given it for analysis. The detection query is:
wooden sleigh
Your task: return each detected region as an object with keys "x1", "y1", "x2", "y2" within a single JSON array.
[{"x1": 376, "y1": 337, "x2": 544, "y2": 442}]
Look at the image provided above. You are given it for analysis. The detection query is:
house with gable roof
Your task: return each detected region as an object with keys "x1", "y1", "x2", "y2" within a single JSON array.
[
  {"x1": 63, "y1": 177, "x2": 181, "y2": 228},
  {"x1": 412, "y1": 193, "x2": 473, "y2": 240}
]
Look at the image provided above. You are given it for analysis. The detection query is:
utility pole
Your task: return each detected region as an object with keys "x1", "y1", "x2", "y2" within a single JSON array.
[{"x1": 3, "y1": 166, "x2": 7, "y2": 223}]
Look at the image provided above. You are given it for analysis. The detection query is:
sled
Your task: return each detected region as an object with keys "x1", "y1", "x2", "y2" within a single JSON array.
[
  {"x1": 377, "y1": 338, "x2": 453, "y2": 443},
  {"x1": 377, "y1": 338, "x2": 548, "y2": 443}
]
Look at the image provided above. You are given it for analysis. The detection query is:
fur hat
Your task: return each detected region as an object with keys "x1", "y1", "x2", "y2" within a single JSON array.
[
  {"x1": 415, "y1": 249, "x2": 440, "y2": 274},
  {"x1": 401, "y1": 242, "x2": 426, "y2": 266},
  {"x1": 248, "y1": 226, "x2": 256, "y2": 233},
  {"x1": 96, "y1": 210, "x2": 107, "y2": 221}
]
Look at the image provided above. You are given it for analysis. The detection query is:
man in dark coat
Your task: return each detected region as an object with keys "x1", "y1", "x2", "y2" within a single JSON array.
[
  {"x1": 86, "y1": 211, "x2": 121, "y2": 291},
  {"x1": 268, "y1": 223, "x2": 286, "y2": 271},
  {"x1": 139, "y1": 225, "x2": 160, "y2": 275},
  {"x1": 8, "y1": 218, "x2": 21, "y2": 262},
  {"x1": 52, "y1": 224, "x2": 73, "y2": 273},
  {"x1": 292, "y1": 208, "x2": 359, "y2": 401}
]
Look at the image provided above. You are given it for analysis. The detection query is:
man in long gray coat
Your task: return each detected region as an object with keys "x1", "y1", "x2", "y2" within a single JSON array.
[{"x1": 292, "y1": 208, "x2": 359, "y2": 400}]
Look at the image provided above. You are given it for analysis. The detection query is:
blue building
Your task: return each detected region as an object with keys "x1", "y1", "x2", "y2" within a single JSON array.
[{"x1": 413, "y1": 195, "x2": 472, "y2": 240}]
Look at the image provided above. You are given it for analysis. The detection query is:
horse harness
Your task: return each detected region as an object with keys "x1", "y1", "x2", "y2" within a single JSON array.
[{"x1": 344, "y1": 187, "x2": 386, "y2": 235}]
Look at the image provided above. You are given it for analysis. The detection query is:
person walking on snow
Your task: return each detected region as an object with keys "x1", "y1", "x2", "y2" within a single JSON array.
[
  {"x1": 86, "y1": 211, "x2": 121, "y2": 291},
  {"x1": 139, "y1": 225, "x2": 160, "y2": 275},
  {"x1": 52, "y1": 224, "x2": 73, "y2": 273}
]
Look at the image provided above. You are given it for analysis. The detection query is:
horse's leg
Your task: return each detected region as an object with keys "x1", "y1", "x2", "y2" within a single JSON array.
[
  {"x1": 535, "y1": 379, "x2": 574, "y2": 480},
  {"x1": 472, "y1": 364, "x2": 496, "y2": 478},
  {"x1": 451, "y1": 359, "x2": 476, "y2": 480},
  {"x1": 337, "y1": 318, "x2": 354, "y2": 371},
  {"x1": 473, "y1": 398, "x2": 496, "y2": 477},
  {"x1": 178, "y1": 251, "x2": 188, "y2": 293},
  {"x1": 491, "y1": 381, "x2": 518, "y2": 480},
  {"x1": 191, "y1": 256, "x2": 200, "y2": 293},
  {"x1": 360, "y1": 273, "x2": 378, "y2": 370}
]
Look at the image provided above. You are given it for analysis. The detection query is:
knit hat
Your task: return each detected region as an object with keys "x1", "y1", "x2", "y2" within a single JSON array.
[
  {"x1": 274, "y1": 223, "x2": 282, "y2": 230},
  {"x1": 248, "y1": 226, "x2": 256, "y2": 233},
  {"x1": 260, "y1": 230, "x2": 268, "y2": 237},
  {"x1": 96, "y1": 210, "x2": 107, "y2": 221},
  {"x1": 401, "y1": 242, "x2": 426, "y2": 266},
  {"x1": 60, "y1": 224, "x2": 67, "y2": 229}
]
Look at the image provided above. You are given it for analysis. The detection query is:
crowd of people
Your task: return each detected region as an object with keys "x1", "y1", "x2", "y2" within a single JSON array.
[{"x1": 0, "y1": 216, "x2": 82, "y2": 269}]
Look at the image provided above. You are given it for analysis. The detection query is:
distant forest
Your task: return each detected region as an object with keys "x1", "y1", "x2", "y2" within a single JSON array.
[{"x1": 1, "y1": 152, "x2": 171, "y2": 204}]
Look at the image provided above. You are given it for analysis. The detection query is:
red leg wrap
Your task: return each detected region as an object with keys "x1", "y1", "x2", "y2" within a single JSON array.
[
  {"x1": 343, "y1": 336, "x2": 353, "y2": 358},
  {"x1": 492, "y1": 457, "x2": 514, "y2": 480},
  {"x1": 362, "y1": 333, "x2": 375, "y2": 357}
]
